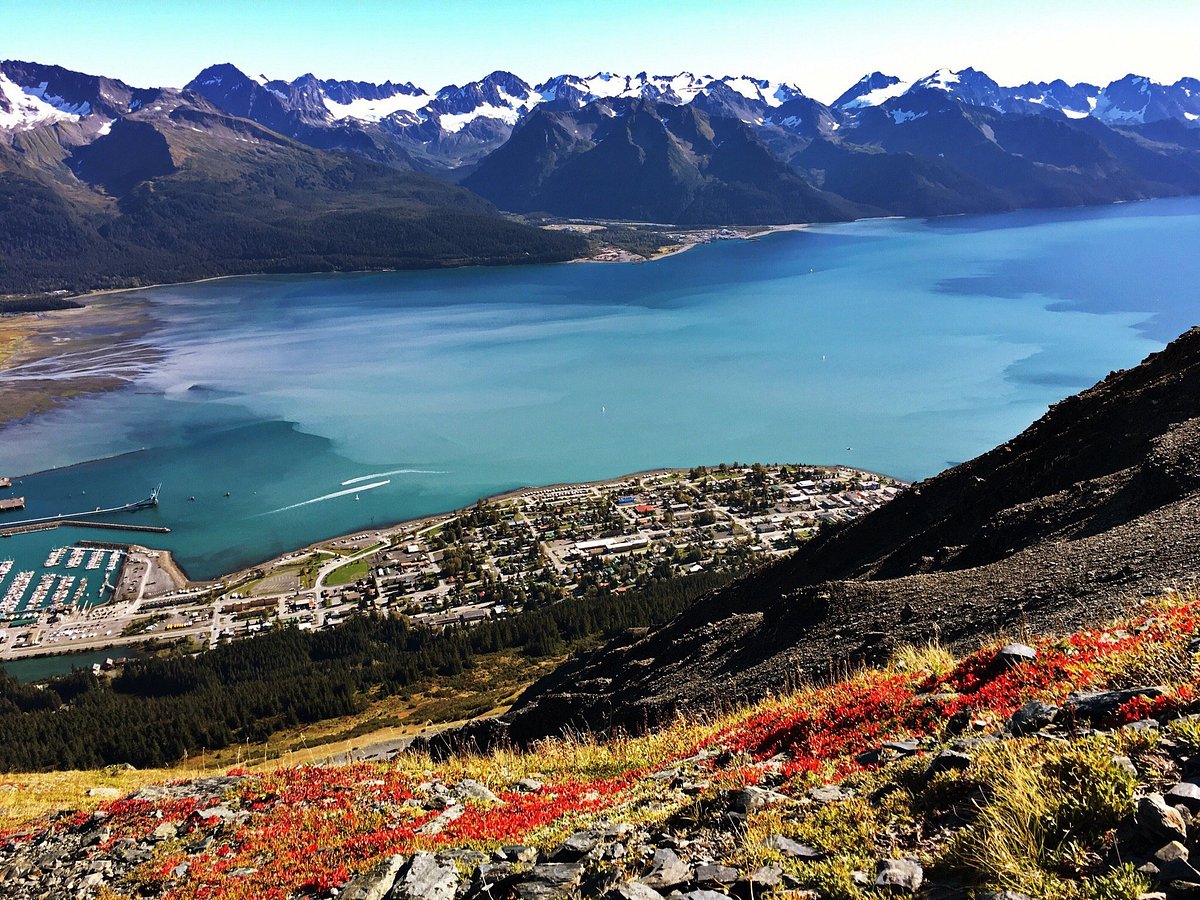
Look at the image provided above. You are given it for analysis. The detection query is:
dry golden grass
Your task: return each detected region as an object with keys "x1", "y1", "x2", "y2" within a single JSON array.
[{"x1": 0, "y1": 766, "x2": 210, "y2": 832}]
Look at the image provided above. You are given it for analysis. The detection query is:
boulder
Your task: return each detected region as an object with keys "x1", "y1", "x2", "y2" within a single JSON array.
[
  {"x1": 552, "y1": 829, "x2": 602, "y2": 861},
  {"x1": 693, "y1": 863, "x2": 738, "y2": 885},
  {"x1": 1167, "y1": 782, "x2": 1200, "y2": 814},
  {"x1": 1008, "y1": 701, "x2": 1059, "y2": 735},
  {"x1": 764, "y1": 833, "x2": 825, "y2": 859},
  {"x1": 457, "y1": 779, "x2": 500, "y2": 803},
  {"x1": 642, "y1": 848, "x2": 692, "y2": 889},
  {"x1": 340, "y1": 854, "x2": 404, "y2": 900},
  {"x1": 1138, "y1": 794, "x2": 1189, "y2": 844},
  {"x1": 875, "y1": 858, "x2": 924, "y2": 893},
  {"x1": 1063, "y1": 688, "x2": 1165, "y2": 721},
  {"x1": 995, "y1": 643, "x2": 1037, "y2": 667},
  {"x1": 925, "y1": 750, "x2": 972, "y2": 778},
  {"x1": 397, "y1": 852, "x2": 458, "y2": 900}
]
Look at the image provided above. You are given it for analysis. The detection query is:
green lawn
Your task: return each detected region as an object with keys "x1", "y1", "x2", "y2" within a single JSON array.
[{"x1": 324, "y1": 558, "x2": 372, "y2": 587}]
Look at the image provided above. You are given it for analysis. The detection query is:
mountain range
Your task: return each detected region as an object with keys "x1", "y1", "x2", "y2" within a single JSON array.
[{"x1": 4, "y1": 58, "x2": 1200, "y2": 292}]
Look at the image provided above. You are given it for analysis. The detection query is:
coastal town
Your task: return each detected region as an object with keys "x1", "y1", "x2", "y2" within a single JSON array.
[{"x1": 0, "y1": 464, "x2": 905, "y2": 668}]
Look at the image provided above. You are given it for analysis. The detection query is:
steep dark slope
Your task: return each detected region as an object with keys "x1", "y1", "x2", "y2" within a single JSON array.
[
  {"x1": 464, "y1": 99, "x2": 861, "y2": 224},
  {"x1": 0, "y1": 90, "x2": 586, "y2": 294},
  {"x1": 430, "y1": 328, "x2": 1200, "y2": 753}
]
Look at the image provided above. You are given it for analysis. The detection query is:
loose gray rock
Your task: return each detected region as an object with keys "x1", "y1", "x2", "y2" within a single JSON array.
[
  {"x1": 85, "y1": 787, "x2": 121, "y2": 799},
  {"x1": 605, "y1": 884, "x2": 666, "y2": 900},
  {"x1": 457, "y1": 778, "x2": 500, "y2": 803},
  {"x1": 340, "y1": 854, "x2": 405, "y2": 900},
  {"x1": 1156, "y1": 854, "x2": 1200, "y2": 884},
  {"x1": 643, "y1": 848, "x2": 692, "y2": 889},
  {"x1": 417, "y1": 804, "x2": 465, "y2": 836},
  {"x1": 1167, "y1": 782, "x2": 1200, "y2": 814},
  {"x1": 1113, "y1": 755, "x2": 1139, "y2": 777},
  {"x1": 1064, "y1": 687, "x2": 1166, "y2": 721},
  {"x1": 679, "y1": 892, "x2": 732, "y2": 900},
  {"x1": 875, "y1": 858, "x2": 924, "y2": 893},
  {"x1": 397, "y1": 852, "x2": 458, "y2": 900},
  {"x1": 764, "y1": 833, "x2": 825, "y2": 859},
  {"x1": 730, "y1": 785, "x2": 789, "y2": 813},
  {"x1": 1155, "y1": 841, "x2": 1190, "y2": 864},
  {"x1": 747, "y1": 864, "x2": 783, "y2": 887},
  {"x1": 925, "y1": 749, "x2": 972, "y2": 778},
  {"x1": 693, "y1": 863, "x2": 738, "y2": 884},
  {"x1": 527, "y1": 862, "x2": 584, "y2": 887},
  {"x1": 1138, "y1": 794, "x2": 1189, "y2": 844},
  {"x1": 552, "y1": 829, "x2": 601, "y2": 861},
  {"x1": 1008, "y1": 701, "x2": 1060, "y2": 735},
  {"x1": 996, "y1": 643, "x2": 1037, "y2": 667},
  {"x1": 807, "y1": 784, "x2": 847, "y2": 802}
]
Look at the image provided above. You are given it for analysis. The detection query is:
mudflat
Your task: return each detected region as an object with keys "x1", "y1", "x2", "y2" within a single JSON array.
[{"x1": 0, "y1": 294, "x2": 157, "y2": 426}]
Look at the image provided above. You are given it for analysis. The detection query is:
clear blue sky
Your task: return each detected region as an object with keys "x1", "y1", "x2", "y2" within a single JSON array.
[{"x1": 4, "y1": 0, "x2": 1197, "y2": 101}]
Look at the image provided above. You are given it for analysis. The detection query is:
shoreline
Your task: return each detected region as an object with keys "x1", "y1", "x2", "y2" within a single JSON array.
[
  {"x1": 0, "y1": 459, "x2": 902, "y2": 666},
  {"x1": 0, "y1": 225, "x2": 801, "y2": 427},
  {"x1": 155, "y1": 460, "x2": 887, "y2": 586}
]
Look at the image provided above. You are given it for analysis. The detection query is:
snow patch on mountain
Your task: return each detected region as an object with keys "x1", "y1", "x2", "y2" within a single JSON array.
[
  {"x1": 0, "y1": 73, "x2": 89, "y2": 131},
  {"x1": 842, "y1": 80, "x2": 908, "y2": 109},
  {"x1": 716, "y1": 76, "x2": 803, "y2": 107},
  {"x1": 914, "y1": 68, "x2": 961, "y2": 92},
  {"x1": 324, "y1": 92, "x2": 429, "y2": 122},
  {"x1": 439, "y1": 103, "x2": 523, "y2": 133}
]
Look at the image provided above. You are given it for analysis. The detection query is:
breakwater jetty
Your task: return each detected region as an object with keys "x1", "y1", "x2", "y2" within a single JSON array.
[{"x1": 0, "y1": 486, "x2": 163, "y2": 538}]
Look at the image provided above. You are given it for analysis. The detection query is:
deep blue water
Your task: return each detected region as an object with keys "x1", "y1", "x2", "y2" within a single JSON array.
[{"x1": 1, "y1": 198, "x2": 1197, "y2": 583}]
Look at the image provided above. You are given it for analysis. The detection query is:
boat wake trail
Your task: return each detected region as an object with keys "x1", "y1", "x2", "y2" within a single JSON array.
[
  {"x1": 263, "y1": 480, "x2": 391, "y2": 515},
  {"x1": 340, "y1": 469, "x2": 447, "y2": 486}
]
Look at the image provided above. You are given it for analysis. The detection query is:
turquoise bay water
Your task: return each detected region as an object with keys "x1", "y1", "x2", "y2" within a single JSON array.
[{"x1": 1, "y1": 198, "x2": 1197, "y2": 582}]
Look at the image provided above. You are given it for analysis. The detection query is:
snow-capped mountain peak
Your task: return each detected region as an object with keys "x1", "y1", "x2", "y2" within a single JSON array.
[{"x1": 832, "y1": 72, "x2": 906, "y2": 109}]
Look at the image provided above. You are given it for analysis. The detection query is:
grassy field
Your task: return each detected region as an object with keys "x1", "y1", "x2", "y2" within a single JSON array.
[{"x1": 324, "y1": 557, "x2": 373, "y2": 587}]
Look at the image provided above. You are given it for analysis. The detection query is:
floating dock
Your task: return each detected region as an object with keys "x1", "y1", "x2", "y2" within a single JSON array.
[{"x1": 0, "y1": 497, "x2": 25, "y2": 512}]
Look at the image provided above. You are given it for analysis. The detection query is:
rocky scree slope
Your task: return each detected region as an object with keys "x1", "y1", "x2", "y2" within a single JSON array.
[{"x1": 431, "y1": 327, "x2": 1200, "y2": 751}]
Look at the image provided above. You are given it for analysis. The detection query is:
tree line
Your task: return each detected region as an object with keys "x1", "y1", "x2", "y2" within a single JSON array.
[{"x1": 0, "y1": 568, "x2": 737, "y2": 770}]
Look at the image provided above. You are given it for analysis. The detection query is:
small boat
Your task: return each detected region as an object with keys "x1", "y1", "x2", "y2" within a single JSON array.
[
  {"x1": 188, "y1": 496, "x2": 196, "y2": 502},
  {"x1": 354, "y1": 494, "x2": 360, "y2": 502},
  {"x1": 224, "y1": 491, "x2": 231, "y2": 497}
]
